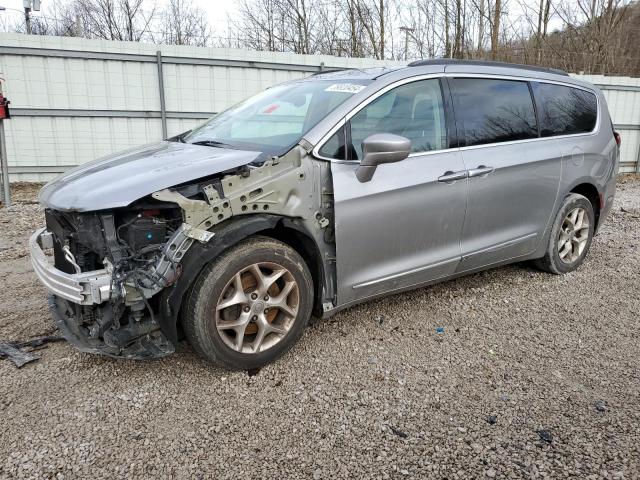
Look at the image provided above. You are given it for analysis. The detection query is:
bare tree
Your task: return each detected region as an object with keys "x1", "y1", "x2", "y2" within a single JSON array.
[
  {"x1": 154, "y1": 0, "x2": 211, "y2": 46},
  {"x1": 60, "y1": 0, "x2": 156, "y2": 41},
  {"x1": 477, "y1": 0, "x2": 486, "y2": 51},
  {"x1": 443, "y1": 0, "x2": 451, "y2": 56},
  {"x1": 535, "y1": 0, "x2": 552, "y2": 62},
  {"x1": 314, "y1": 0, "x2": 343, "y2": 55},
  {"x1": 491, "y1": 0, "x2": 503, "y2": 59},
  {"x1": 3, "y1": 0, "x2": 638, "y2": 76},
  {"x1": 354, "y1": 0, "x2": 388, "y2": 59},
  {"x1": 235, "y1": 0, "x2": 275, "y2": 51},
  {"x1": 285, "y1": 0, "x2": 314, "y2": 54},
  {"x1": 345, "y1": 0, "x2": 364, "y2": 56}
]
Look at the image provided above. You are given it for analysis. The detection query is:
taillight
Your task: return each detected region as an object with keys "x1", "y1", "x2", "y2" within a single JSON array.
[{"x1": 614, "y1": 131, "x2": 621, "y2": 146}]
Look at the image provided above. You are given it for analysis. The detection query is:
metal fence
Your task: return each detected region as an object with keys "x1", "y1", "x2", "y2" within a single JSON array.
[
  {"x1": 0, "y1": 33, "x2": 400, "y2": 184},
  {"x1": 0, "y1": 33, "x2": 638, "y2": 187},
  {"x1": 579, "y1": 73, "x2": 640, "y2": 174}
]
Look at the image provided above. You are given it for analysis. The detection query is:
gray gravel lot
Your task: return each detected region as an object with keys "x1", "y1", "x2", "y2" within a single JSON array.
[{"x1": 1, "y1": 179, "x2": 639, "y2": 479}]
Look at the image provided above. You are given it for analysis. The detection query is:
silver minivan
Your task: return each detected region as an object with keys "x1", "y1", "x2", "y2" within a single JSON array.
[{"x1": 30, "y1": 60, "x2": 619, "y2": 369}]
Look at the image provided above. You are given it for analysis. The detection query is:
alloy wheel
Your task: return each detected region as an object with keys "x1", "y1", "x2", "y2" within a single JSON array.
[
  {"x1": 557, "y1": 207, "x2": 590, "y2": 264},
  {"x1": 214, "y1": 262, "x2": 300, "y2": 354}
]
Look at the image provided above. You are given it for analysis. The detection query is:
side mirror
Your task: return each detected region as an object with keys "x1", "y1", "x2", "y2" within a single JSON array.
[{"x1": 355, "y1": 134, "x2": 411, "y2": 183}]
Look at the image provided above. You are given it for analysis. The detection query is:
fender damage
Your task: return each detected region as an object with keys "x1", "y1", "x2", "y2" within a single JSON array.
[{"x1": 34, "y1": 143, "x2": 336, "y2": 359}]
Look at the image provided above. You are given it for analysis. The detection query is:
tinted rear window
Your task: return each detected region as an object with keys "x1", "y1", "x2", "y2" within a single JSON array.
[
  {"x1": 532, "y1": 82, "x2": 597, "y2": 137},
  {"x1": 450, "y1": 78, "x2": 538, "y2": 147}
]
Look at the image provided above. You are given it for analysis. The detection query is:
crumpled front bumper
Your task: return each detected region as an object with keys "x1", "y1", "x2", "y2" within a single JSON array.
[
  {"x1": 30, "y1": 227, "x2": 174, "y2": 359},
  {"x1": 29, "y1": 227, "x2": 112, "y2": 305}
]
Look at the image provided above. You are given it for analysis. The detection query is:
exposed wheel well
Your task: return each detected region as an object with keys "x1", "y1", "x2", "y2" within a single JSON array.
[
  {"x1": 175, "y1": 219, "x2": 326, "y2": 341},
  {"x1": 570, "y1": 183, "x2": 601, "y2": 227},
  {"x1": 256, "y1": 223, "x2": 325, "y2": 317}
]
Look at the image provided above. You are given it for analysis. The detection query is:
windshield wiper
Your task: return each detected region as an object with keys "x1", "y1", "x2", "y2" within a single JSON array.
[{"x1": 191, "y1": 140, "x2": 235, "y2": 149}]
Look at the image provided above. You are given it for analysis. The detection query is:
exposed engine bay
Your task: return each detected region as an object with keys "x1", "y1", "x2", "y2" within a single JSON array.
[
  {"x1": 46, "y1": 204, "x2": 182, "y2": 358},
  {"x1": 40, "y1": 146, "x2": 336, "y2": 359}
]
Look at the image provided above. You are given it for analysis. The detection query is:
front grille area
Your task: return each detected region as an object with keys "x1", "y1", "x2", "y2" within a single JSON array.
[
  {"x1": 45, "y1": 209, "x2": 76, "y2": 274},
  {"x1": 45, "y1": 209, "x2": 107, "y2": 273}
]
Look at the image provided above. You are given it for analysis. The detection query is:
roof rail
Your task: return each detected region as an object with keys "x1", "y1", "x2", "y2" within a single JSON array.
[
  {"x1": 309, "y1": 68, "x2": 352, "y2": 76},
  {"x1": 407, "y1": 58, "x2": 569, "y2": 77}
]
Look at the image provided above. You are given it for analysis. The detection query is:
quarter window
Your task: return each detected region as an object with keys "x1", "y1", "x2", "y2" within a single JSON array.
[
  {"x1": 347, "y1": 79, "x2": 447, "y2": 160},
  {"x1": 450, "y1": 78, "x2": 538, "y2": 146},
  {"x1": 318, "y1": 125, "x2": 348, "y2": 160},
  {"x1": 531, "y1": 82, "x2": 597, "y2": 136}
]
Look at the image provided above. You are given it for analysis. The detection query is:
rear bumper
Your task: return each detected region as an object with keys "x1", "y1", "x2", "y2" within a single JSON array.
[
  {"x1": 29, "y1": 227, "x2": 112, "y2": 305},
  {"x1": 598, "y1": 175, "x2": 617, "y2": 231}
]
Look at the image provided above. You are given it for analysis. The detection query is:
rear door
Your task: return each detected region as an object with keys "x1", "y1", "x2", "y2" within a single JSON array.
[
  {"x1": 448, "y1": 77, "x2": 561, "y2": 272},
  {"x1": 325, "y1": 78, "x2": 468, "y2": 305}
]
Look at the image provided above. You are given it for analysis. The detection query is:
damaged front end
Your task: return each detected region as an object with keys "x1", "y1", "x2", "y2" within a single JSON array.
[
  {"x1": 30, "y1": 145, "x2": 335, "y2": 359},
  {"x1": 32, "y1": 203, "x2": 186, "y2": 358}
]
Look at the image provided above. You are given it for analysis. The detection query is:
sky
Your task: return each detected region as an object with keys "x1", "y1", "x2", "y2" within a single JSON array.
[{"x1": 0, "y1": 0, "x2": 239, "y2": 33}]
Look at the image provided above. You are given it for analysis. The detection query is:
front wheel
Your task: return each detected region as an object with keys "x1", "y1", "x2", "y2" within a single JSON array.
[
  {"x1": 534, "y1": 193, "x2": 595, "y2": 274},
  {"x1": 183, "y1": 236, "x2": 314, "y2": 370}
]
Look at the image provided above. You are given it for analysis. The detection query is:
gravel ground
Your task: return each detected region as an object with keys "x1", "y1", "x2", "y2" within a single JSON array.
[{"x1": 1, "y1": 178, "x2": 639, "y2": 479}]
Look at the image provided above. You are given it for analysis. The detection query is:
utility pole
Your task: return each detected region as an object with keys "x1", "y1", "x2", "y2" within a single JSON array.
[
  {"x1": 24, "y1": 6, "x2": 32, "y2": 34},
  {"x1": 23, "y1": 0, "x2": 41, "y2": 34},
  {"x1": 0, "y1": 79, "x2": 10, "y2": 207},
  {"x1": 400, "y1": 26, "x2": 415, "y2": 61},
  {"x1": 75, "y1": 14, "x2": 83, "y2": 36},
  {"x1": 0, "y1": 120, "x2": 9, "y2": 207}
]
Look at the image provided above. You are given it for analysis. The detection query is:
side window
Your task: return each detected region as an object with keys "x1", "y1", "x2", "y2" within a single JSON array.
[
  {"x1": 450, "y1": 78, "x2": 538, "y2": 146},
  {"x1": 318, "y1": 125, "x2": 347, "y2": 160},
  {"x1": 532, "y1": 82, "x2": 597, "y2": 136},
  {"x1": 347, "y1": 79, "x2": 447, "y2": 160}
]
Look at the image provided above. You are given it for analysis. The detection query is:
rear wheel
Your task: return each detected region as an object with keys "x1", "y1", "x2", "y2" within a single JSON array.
[
  {"x1": 183, "y1": 236, "x2": 313, "y2": 370},
  {"x1": 534, "y1": 193, "x2": 595, "y2": 274}
]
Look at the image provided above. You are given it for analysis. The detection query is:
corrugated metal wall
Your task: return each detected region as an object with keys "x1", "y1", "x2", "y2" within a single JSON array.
[
  {"x1": 0, "y1": 34, "x2": 400, "y2": 182},
  {"x1": 578, "y1": 74, "x2": 640, "y2": 174},
  {"x1": 0, "y1": 33, "x2": 638, "y2": 182}
]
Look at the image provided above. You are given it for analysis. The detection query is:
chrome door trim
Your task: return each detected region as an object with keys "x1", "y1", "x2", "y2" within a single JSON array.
[
  {"x1": 310, "y1": 72, "x2": 601, "y2": 163},
  {"x1": 312, "y1": 73, "x2": 444, "y2": 162}
]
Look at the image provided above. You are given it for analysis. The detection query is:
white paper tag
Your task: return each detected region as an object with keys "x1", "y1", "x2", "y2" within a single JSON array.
[{"x1": 324, "y1": 83, "x2": 367, "y2": 94}]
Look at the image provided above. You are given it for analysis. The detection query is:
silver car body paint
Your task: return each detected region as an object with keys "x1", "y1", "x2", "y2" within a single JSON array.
[
  {"x1": 330, "y1": 149, "x2": 468, "y2": 304},
  {"x1": 303, "y1": 64, "x2": 617, "y2": 311},
  {"x1": 39, "y1": 141, "x2": 262, "y2": 212},
  {"x1": 33, "y1": 61, "x2": 618, "y2": 322}
]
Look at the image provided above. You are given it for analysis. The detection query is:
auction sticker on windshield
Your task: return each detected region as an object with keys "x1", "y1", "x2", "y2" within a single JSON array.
[{"x1": 325, "y1": 84, "x2": 367, "y2": 94}]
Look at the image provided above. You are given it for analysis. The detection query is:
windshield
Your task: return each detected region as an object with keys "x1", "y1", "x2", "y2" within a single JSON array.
[{"x1": 184, "y1": 79, "x2": 372, "y2": 155}]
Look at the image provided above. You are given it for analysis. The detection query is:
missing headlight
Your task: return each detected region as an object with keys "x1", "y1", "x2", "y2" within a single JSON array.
[{"x1": 122, "y1": 216, "x2": 167, "y2": 251}]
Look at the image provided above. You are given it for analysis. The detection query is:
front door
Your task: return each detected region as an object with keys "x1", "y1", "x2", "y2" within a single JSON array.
[{"x1": 326, "y1": 78, "x2": 468, "y2": 305}]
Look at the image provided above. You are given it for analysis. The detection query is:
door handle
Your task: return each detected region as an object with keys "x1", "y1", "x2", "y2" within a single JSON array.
[
  {"x1": 467, "y1": 165, "x2": 494, "y2": 178},
  {"x1": 438, "y1": 170, "x2": 468, "y2": 183}
]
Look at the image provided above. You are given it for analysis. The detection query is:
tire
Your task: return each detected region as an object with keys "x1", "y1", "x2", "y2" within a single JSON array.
[
  {"x1": 183, "y1": 236, "x2": 313, "y2": 370},
  {"x1": 534, "y1": 193, "x2": 595, "y2": 275}
]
